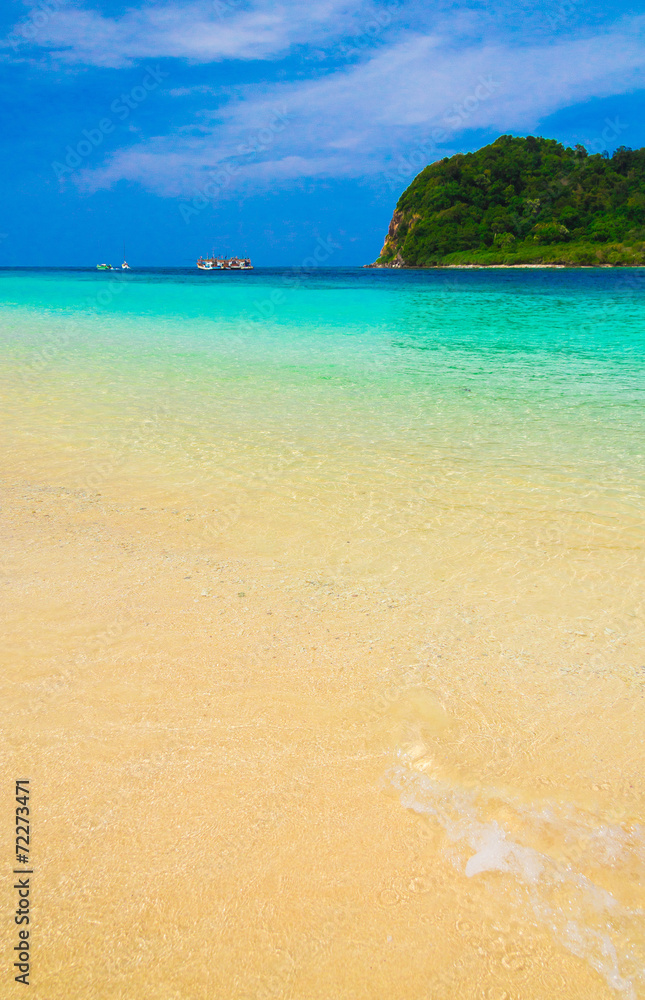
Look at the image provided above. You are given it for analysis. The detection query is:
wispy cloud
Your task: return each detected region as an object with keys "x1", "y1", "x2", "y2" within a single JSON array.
[
  {"x1": 2, "y1": 0, "x2": 383, "y2": 67},
  {"x1": 78, "y1": 18, "x2": 645, "y2": 195}
]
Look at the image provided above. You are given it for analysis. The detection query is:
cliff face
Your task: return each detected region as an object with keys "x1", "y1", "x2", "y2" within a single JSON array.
[
  {"x1": 376, "y1": 209, "x2": 405, "y2": 265},
  {"x1": 370, "y1": 135, "x2": 645, "y2": 267}
]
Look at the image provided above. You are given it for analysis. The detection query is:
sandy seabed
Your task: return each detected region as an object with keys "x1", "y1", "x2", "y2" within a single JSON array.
[{"x1": 2, "y1": 446, "x2": 644, "y2": 999}]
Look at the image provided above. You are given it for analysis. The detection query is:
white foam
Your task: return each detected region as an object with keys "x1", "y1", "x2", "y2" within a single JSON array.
[
  {"x1": 464, "y1": 822, "x2": 545, "y2": 882},
  {"x1": 388, "y1": 764, "x2": 645, "y2": 998}
]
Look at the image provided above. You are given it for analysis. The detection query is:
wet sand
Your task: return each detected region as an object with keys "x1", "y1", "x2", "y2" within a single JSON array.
[{"x1": 2, "y1": 467, "x2": 643, "y2": 999}]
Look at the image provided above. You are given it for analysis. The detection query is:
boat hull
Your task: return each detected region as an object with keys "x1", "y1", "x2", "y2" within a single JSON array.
[{"x1": 197, "y1": 256, "x2": 253, "y2": 270}]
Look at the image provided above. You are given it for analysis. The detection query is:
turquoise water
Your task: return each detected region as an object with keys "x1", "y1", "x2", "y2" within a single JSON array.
[
  {"x1": 2, "y1": 265, "x2": 643, "y2": 585},
  {"x1": 2, "y1": 267, "x2": 643, "y2": 502}
]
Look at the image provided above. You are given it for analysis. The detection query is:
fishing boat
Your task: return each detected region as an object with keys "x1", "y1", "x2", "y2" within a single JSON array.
[
  {"x1": 121, "y1": 244, "x2": 131, "y2": 269},
  {"x1": 197, "y1": 255, "x2": 253, "y2": 270},
  {"x1": 96, "y1": 263, "x2": 113, "y2": 270}
]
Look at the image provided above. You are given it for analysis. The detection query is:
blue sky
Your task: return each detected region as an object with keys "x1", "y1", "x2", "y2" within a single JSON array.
[{"x1": 1, "y1": 0, "x2": 645, "y2": 265}]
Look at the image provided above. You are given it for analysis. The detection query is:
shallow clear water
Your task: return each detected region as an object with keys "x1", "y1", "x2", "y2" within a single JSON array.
[
  {"x1": 2, "y1": 267, "x2": 644, "y2": 587},
  {"x1": 1, "y1": 267, "x2": 644, "y2": 999}
]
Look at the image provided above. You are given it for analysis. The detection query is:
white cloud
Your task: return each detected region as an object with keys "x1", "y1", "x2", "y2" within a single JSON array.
[
  {"x1": 78, "y1": 18, "x2": 645, "y2": 196},
  {"x1": 3, "y1": 0, "x2": 381, "y2": 67}
]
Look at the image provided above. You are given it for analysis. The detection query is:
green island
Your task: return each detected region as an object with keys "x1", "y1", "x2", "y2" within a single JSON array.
[{"x1": 372, "y1": 134, "x2": 645, "y2": 267}]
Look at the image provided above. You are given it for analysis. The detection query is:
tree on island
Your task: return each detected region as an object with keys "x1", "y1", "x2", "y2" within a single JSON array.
[{"x1": 374, "y1": 135, "x2": 645, "y2": 266}]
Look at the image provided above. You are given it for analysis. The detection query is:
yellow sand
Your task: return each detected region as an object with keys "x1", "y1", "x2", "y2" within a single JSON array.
[{"x1": 1, "y1": 443, "x2": 644, "y2": 998}]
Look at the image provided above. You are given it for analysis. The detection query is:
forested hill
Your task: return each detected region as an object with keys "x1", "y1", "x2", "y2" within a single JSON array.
[{"x1": 372, "y1": 135, "x2": 645, "y2": 266}]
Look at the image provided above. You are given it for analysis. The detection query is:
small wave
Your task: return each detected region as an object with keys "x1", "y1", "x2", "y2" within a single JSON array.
[{"x1": 387, "y1": 764, "x2": 645, "y2": 997}]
